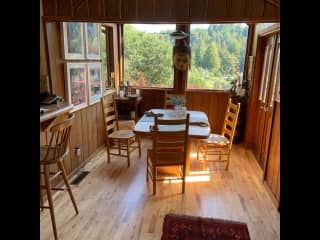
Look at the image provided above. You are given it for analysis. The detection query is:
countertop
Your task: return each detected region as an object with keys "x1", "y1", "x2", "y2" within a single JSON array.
[{"x1": 40, "y1": 103, "x2": 73, "y2": 123}]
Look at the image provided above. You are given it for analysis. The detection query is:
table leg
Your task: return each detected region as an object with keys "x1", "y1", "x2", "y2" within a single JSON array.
[{"x1": 134, "y1": 100, "x2": 138, "y2": 122}]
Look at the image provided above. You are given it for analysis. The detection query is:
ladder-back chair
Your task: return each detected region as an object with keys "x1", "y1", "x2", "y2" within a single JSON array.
[
  {"x1": 197, "y1": 98, "x2": 240, "y2": 170},
  {"x1": 147, "y1": 114, "x2": 190, "y2": 194},
  {"x1": 101, "y1": 95, "x2": 141, "y2": 167}
]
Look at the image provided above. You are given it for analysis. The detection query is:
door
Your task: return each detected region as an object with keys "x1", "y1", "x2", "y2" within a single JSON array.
[
  {"x1": 264, "y1": 34, "x2": 280, "y2": 207},
  {"x1": 265, "y1": 102, "x2": 280, "y2": 207},
  {"x1": 253, "y1": 32, "x2": 279, "y2": 170}
]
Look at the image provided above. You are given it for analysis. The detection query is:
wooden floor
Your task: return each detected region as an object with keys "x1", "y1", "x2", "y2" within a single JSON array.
[{"x1": 40, "y1": 138, "x2": 280, "y2": 240}]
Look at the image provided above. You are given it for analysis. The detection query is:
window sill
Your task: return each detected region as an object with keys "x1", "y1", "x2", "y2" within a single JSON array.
[{"x1": 103, "y1": 88, "x2": 116, "y2": 96}]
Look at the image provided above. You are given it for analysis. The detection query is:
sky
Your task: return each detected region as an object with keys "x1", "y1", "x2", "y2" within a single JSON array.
[
  {"x1": 131, "y1": 24, "x2": 247, "y2": 33},
  {"x1": 131, "y1": 24, "x2": 209, "y2": 33}
]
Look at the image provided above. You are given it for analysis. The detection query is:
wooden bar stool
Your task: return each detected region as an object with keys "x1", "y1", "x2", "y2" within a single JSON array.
[{"x1": 40, "y1": 114, "x2": 79, "y2": 240}]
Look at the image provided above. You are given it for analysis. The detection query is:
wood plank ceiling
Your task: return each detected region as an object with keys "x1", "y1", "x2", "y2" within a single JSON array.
[{"x1": 42, "y1": 0, "x2": 280, "y2": 22}]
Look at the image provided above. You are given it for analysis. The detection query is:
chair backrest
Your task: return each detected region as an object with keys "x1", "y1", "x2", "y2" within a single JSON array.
[
  {"x1": 151, "y1": 114, "x2": 190, "y2": 163},
  {"x1": 42, "y1": 113, "x2": 75, "y2": 161},
  {"x1": 164, "y1": 91, "x2": 186, "y2": 109},
  {"x1": 221, "y1": 98, "x2": 241, "y2": 147},
  {"x1": 101, "y1": 94, "x2": 119, "y2": 137}
]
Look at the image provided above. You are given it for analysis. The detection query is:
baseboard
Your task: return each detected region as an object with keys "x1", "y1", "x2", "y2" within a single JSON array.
[
  {"x1": 67, "y1": 145, "x2": 105, "y2": 182},
  {"x1": 263, "y1": 181, "x2": 280, "y2": 210},
  {"x1": 40, "y1": 145, "x2": 105, "y2": 203}
]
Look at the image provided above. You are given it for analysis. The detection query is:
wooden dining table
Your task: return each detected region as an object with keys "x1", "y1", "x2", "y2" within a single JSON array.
[{"x1": 134, "y1": 109, "x2": 211, "y2": 174}]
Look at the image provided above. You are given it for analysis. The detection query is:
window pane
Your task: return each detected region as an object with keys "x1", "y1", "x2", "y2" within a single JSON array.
[
  {"x1": 188, "y1": 24, "x2": 249, "y2": 90},
  {"x1": 124, "y1": 24, "x2": 175, "y2": 88},
  {"x1": 101, "y1": 30, "x2": 108, "y2": 87}
]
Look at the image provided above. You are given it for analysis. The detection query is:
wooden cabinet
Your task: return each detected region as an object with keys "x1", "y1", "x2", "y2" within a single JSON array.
[
  {"x1": 264, "y1": 34, "x2": 280, "y2": 208},
  {"x1": 231, "y1": 95, "x2": 247, "y2": 144},
  {"x1": 249, "y1": 28, "x2": 280, "y2": 209},
  {"x1": 115, "y1": 96, "x2": 144, "y2": 122},
  {"x1": 253, "y1": 32, "x2": 280, "y2": 171}
]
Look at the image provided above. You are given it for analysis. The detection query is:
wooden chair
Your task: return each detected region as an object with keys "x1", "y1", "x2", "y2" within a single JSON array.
[
  {"x1": 146, "y1": 114, "x2": 190, "y2": 194},
  {"x1": 101, "y1": 95, "x2": 141, "y2": 167},
  {"x1": 197, "y1": 98, "x2": 240, "y2": 171},
  {"x1": 40, "y1": 113, "x2": 79, "y2": 240},
  {"x1": 164, "y1": 91, "x2": 186, "y2": 109}
]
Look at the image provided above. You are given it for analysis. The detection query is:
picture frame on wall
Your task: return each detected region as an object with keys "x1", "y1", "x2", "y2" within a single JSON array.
[
  {"x1": 85, "y1": 23, "x2": 101, "y2": 59},
  {"x1": 87, "y1": 63, "x2": 102, "y2": 105},
  {"x1": 63, "y1": 22, "x2": 85, "y2": 59},
  {"x1": 66, "y1": 62, "x2": 88, "y2": 111}
]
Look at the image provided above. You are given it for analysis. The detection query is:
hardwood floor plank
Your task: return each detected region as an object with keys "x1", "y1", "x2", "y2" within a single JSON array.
[{"x1": 40, "y1": 139, "x2": 280, "y2": 240}]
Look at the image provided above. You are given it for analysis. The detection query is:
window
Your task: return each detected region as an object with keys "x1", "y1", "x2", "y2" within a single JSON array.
[
  {"x1": 188, "y1": 24, "x2": 249, "y2": 90},
  {"x1": 123, "y1": 24, "x2": 175, "y2": 88},
  {"x1": 62, "y1": 22, "x2": 103, "y2": 110},
  {"x1": 101, "y1": 24, "x2": 115, "y2": 89},
  {"x1": 101, "y1": 30, "x2": 108, "y2": 85}
]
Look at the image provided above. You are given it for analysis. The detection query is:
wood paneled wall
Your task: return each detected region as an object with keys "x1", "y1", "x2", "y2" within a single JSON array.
[
  {"x1": 40, "y1": 103, "x2": 106, "y2": 185},
  {"x1": 42, "y1": 0, "x2": 279, "y2": 22},
  {"x1": 141, "y1": 89, "x2": 230, "y2": 133},
  {"x1": 41, "y1": 21, "x2": 107, "y2": 183},
  {"x1": 186, "y1": 91, "x2": 230, "y2": 133},
  {"x1": 40, "y1": 0, "x2": 48, "y2": 77}
]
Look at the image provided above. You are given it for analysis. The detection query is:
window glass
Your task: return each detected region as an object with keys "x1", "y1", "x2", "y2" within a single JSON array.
[
  {"x1": 62, "y1": 22, "x2": 103, "y2": 110},
  {"x1": 124, "y1": 24, "x2": 175, "y2": 88},
  {"x1": 188, "y1": 24, "x2": 249, "y2": 90},
  {"x1": 101, "y1": 30, "x2": 108, "y2": 87}
]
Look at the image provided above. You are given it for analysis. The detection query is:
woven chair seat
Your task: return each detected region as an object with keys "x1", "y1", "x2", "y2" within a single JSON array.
[
  {"x1": 108, "y1": 130, "x2": 135, "y2": 139},
  {"x1": 201, "y1": 134, "x2": 230, "y2": 146}
]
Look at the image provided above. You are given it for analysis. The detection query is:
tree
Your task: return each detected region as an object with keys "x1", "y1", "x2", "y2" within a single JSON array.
[
  {"x1": 124, "y1": 25, "x2": 173, "y2": 87},
  {"x1": 202, "y1": 43, "x2": 221, "y2": 72},
  {"x1": 193, "y1": 39, "x2": 205, "y2": 68},
  {"x1": 123, "y1": 24, "x2": 248, "y2": 90}
]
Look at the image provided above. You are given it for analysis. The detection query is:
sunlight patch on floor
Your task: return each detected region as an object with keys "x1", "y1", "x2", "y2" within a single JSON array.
[
  {"x1": 189, "y1": 152, "x2": 198, "y2": 158},
  {"x1": 188, "y1": 170, "x2": 210, "y2": 175},
  {"x1": 163, "y1": 175, "x2": 210, "y2": 183}
]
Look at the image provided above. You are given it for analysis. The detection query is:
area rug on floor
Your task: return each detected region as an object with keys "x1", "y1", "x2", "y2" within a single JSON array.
[{"x1": 161, "y1": 213, "x2": 250, "y2": 240}]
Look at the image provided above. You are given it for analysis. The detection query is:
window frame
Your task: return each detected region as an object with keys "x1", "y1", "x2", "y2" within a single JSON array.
[
  {"x1": 120, "y1": 23, "x2": 251, "y2": 94},
  {"x1": 62, "y1": 22, "x2": 85, "y2": 60},
  {"x1": 101, "y1": 24, "x2": 116, "y2": 90},
  {"x1": 62, "y1": 21, "x2": 103, "y2": 111}
]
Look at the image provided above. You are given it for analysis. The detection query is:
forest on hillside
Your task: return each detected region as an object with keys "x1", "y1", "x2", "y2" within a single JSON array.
[{"x1": 123, "y1": 24, "x2": 248, "y2": 90}]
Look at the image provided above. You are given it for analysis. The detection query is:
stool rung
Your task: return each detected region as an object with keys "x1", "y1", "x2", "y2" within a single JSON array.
[
  {"x1": 40, "y1": 171, "x2": 62, "y2": 175},
  {"x1": 40, "y1": 206, "x2": 50, "y2": 209},
  {"x1": 40, "y1": 185, "x2": 66, "y2": 191},
  {"x1": 52, "y1": 187, "x2": 66, "y2": 191}
]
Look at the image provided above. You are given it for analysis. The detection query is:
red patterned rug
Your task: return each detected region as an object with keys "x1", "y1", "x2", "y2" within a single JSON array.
[{"x1": 161, "y1": 214, "x2": 250, "y2": 240}]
